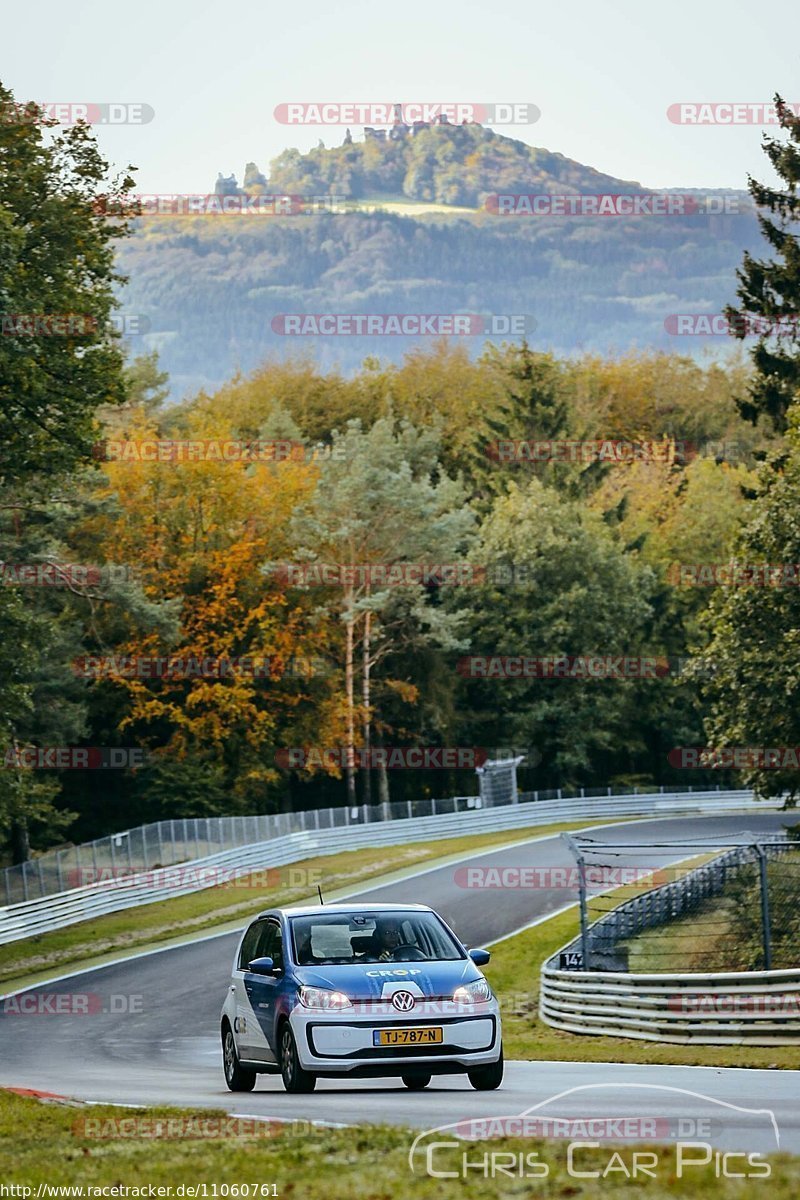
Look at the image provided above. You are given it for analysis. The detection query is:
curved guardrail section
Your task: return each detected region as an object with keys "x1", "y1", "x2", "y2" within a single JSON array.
[
  {"x1": 0, "y1": 789, "x2": 763, "y2": 946},
  {"x1": 540, "y1": 963, "x2": 800, "y2": 1045}
]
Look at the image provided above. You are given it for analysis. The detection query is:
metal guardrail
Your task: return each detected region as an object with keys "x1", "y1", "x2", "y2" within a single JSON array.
[
  {"x1": 0, "y1": 784, "x2": 756, "y2": 905},
  {"x1": 0, "y1": 788, "x2": 767, "y2": 946},
  {"x1": 541, "y1": 836, "x2": 800, "y2": 1044},
  {"x1": 540, "y1": 964, "x2": 800, "y2": 1045}
]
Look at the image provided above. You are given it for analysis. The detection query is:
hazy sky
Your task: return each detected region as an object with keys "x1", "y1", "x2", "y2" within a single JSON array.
[{"x1": 5, "y1": 0, "x2": 799, "y2": 193}]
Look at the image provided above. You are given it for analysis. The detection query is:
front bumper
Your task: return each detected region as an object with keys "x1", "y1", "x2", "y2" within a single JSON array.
[{"x1": 290, "y1": 998, "x2": 502, "y2": 1074}]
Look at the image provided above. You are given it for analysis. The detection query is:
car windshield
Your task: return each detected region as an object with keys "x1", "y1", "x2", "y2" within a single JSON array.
[{"x1": 289, "y1": 910, "x2": 465, "y2": 966}]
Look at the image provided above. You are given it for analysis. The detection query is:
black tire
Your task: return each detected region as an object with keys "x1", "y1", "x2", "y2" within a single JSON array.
[
  {"x1": 222, "y1": 1025, "x2": 256, "y2": 1092},
  {"x1": 467, "y1": 1048, "x2": 504, "y2": 1091},
  {"x1": 402, "y1": 1072, "x2": 432, "y2": 1090},
  {"x1": 280, "y1": 1023, "x2": 316, "y2": 1093}
]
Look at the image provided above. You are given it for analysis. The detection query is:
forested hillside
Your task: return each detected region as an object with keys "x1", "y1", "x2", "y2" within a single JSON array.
[
  {"x1": 261, "y1": 122, "x2": 640, "y2": 205},
  {"x1": 116, "y1": 125, "x2": 761, "y2": 396}
]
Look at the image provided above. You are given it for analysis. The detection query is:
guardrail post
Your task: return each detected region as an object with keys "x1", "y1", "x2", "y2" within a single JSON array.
[
  {"x1": 755, "y1": 842, "x2": 772, "y2": 970},
  {"x1": 564, "y1": 834, "x2": 590, "y2": 970}
]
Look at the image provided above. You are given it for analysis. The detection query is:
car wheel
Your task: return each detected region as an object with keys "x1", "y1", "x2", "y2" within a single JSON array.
[
  {"x1": 467, "y1": 1048, "x2": 504, "y2": 1090},
  {"x1": 280, "y1": 1023, "x2": 316, "y2": 1093},
  {"x1": 222, "y1": 1025, "x2": 256, "y2": 1092},
  {"x1": 402, "y1": 1072, "x2": 432, "y2": 1090}
]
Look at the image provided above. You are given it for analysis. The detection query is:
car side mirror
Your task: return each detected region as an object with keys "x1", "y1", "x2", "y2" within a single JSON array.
[
  {"x1": 469, "y1": 948, "x2": 491, "y2": 966},
  {"x1": 248, "y1": 956, "x2": 277, "y2": 975}
]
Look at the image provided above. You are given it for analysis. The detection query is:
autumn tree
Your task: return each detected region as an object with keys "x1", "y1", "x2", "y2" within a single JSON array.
[
  {"x1": 91, "y1": 405, "x2": 337, "y2": 817},
  {"x1": 281, "y1": 418, "x2": 474, "y2": 804}
]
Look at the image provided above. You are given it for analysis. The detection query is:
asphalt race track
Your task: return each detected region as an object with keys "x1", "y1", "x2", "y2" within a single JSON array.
[{"x1": 1, "y1": 812, "x2": 799, "y2": 1153}]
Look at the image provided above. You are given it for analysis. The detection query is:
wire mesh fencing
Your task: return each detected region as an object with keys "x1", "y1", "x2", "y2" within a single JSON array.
[
  {"x1": 561, "y1": 831, "x2": 799, "y2": 973},
  {"x1": 0, "y1": 782, "x2": 743, "y2": 907}
]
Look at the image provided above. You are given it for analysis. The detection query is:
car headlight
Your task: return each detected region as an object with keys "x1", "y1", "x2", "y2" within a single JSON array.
[
  {"x1": 298, "y1": 985, "x2": 352, "y2": 1010},
  {"x1": 453, "y1": 978, "x2": 492, "y2": 1004}
]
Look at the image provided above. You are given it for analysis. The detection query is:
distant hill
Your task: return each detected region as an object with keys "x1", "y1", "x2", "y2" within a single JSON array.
[
  {"x1": 245, "y1": 121, "x2": 642, "y2": 207},
  {"x1": 116, "y1": 126, "x2": 761, "y2": 397}
]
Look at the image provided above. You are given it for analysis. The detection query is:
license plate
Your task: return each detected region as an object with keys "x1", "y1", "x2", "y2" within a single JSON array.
[{"x1": 373, "y1": 1026, "x2": 443, "y2": 1046}]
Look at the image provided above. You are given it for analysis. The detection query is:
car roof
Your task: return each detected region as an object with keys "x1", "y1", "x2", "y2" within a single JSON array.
[{"x1": 256, "y1": 902, "x2": 434, "y2": 919}]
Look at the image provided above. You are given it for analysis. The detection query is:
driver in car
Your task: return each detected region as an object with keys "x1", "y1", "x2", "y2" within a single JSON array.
[{"x1": 372, "y1": 917, "x2": 404, "y2": 961}]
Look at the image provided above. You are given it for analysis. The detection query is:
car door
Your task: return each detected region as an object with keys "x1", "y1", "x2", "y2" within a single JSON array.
[
  {"x1": 242, "y1": 918, "x2": 284, "y2": 1064},
  {"x1": 232, "y1": 918, "x2": 272, "y2": 1060}
]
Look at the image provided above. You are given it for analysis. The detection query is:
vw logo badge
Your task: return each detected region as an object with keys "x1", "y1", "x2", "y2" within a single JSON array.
[{"x1": 392, "y1": 990, "x2": 416, "y2": 1012}]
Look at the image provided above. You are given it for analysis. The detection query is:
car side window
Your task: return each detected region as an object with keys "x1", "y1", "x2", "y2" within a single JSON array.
[
  {"x1": 269, "y1": 922, "x2": 284, "y2": 971},
  {"x1": 238, "y1": 919, "x2": 268, "y2": 970}
]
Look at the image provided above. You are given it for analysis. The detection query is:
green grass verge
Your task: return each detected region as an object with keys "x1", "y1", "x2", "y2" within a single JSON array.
[
  {"x1": 0, "y1": 820, "x2": 602, "y2": 990},
  {"x1": 485, "y1": 901, "x2": 800, "y2": 1069},
  {"x1": 626, "y1": 898, "x2": 739, "y2": 974},
  {"x1": 627, "y1": 851, "x2": 800, "y2": 973},
  {"x1": 1, "y1": 1091, "x2": 797, "y2": 1196}
]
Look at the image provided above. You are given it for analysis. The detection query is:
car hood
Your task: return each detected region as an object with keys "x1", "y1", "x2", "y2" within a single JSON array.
[{"x1": 293, "y1": 958, "x2": 484, "y2": 999}]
